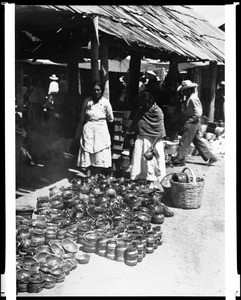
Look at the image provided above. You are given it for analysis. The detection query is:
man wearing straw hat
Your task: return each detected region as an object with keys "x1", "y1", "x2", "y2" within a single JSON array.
[{"x1": 171, "y1": 80, "x2": 218, "y2": 166}]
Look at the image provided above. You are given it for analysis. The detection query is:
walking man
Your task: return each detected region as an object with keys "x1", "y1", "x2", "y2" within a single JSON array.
[{"x1": 171, "y1": 80, "x2": 218, "y2": 166}]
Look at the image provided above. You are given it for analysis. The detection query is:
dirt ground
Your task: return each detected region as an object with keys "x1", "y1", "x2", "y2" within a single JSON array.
[{"x1": 14, "y1": 151, "x2": 226, "y2": 297}]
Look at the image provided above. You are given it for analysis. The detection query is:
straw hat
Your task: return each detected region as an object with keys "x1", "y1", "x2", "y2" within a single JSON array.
[
  {"x1": 146, "y1": 70, "x2": 157, "y2": 77},
  {"x1": 49, "y1": 74, "x2": 58, "y2": 80},
  {"x1": 177, "y1": 80, "x2": 198, "y2": 92}
]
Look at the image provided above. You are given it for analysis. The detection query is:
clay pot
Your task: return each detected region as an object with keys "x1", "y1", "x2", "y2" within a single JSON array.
[
  {"x1": 172, "y1": 172, "x2": 189, "y2": 183},
  {"x1": 62, "y1": 238, "x2": 78, "y2": 253},
  {"x1": 62, "y1": 252, "x2": 75, "y2": 260},
  {"x1": 18, "y1": 225, "x2": 31, "y2": 239},
  {"x1": 49, "y1": 242, "x2": 65, "y2": 257},
  {"x1": 60, "y1": 260, "x2": 73, "y2": 275},
  {"x1": 66, "y1": 258, "x2": 78, "y2": 270},
  {"x1": 151, "y1": 212, "x2": 165, "y2": 224},
  {"x1": 45, "y1": 254, "x2": 63, "y2": 268},
  {"x1": 42, "y1": 274, "x2": 56, "y2": 289},
  {"x1": 22, "y1": 256, "x2": 39, "y2": 271},
  {"x1": 32, "y1": 218, "x2": 47, "y2": 229},
  {"x1": 49, "y1": 186, "x2": 61, "y2": 198},
  {"x1": 31, "y1": 230, "x2": 46, "y2": 247},
  {"x1": 50, "y1": 267, "x2": 64, "y2": 277},
  {"x1": 39, "y1": 265, "x2": 53, "y2": 274},
  {"x1": 36, "y1": 245, "x2": 51, "y2": 254},
  {"x1": 16, "y1": 205, "x2": 34, "y2": 219},
  {"x1": 137, "y1": 212, "x2": 151, "y2": 224},
  {"x1": 17, "y1": 269, "x2": 31, "y2": 282},
  {"x1": 50, "y1": 199, "x2": 64, "y2": 209},
  {"x1": 143, "y1": 147, "x2": 155, "y2": 160},
  {"x1": 75, "y1": 252, "x2": 90, "y2": 264},
  {"x1": 36, "y1": 252, "x2": 51, "y2": 263}
]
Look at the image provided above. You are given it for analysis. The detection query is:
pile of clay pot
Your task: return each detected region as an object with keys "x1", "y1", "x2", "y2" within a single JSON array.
[{"x1": 16, "y1": 174, "x2": 173, "y2": 293}]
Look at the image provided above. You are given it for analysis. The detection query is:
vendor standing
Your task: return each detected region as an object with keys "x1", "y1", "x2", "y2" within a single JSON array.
[
  {"x1": 171, "y1": 80, "x2": 218, "y2": 166},
  {"x1": 47, "y1": 74, "x2": 59, "y2": 104},
  {"x1": 127, "y1": 91, "x2": 166, "y2": 183},
  {"x1": 75, "y1": 82, "x2": 114, "y2": 176}
]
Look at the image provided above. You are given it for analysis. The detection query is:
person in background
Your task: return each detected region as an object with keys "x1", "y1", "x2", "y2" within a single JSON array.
[
  {"x1": 27, "y1": 77, "x2": 46, "y2": 131},
  {"x1": 127, "y1": 91, "x2": 166, "y2": 183},
  {"x1": 139, "y1": 75, "x2": 148, "y2": 93},
  {"x1": 215, "y1": 81, "x2": 225, "y2": 122},
  {"x1": 118, "y1": 76, "x2": 127, "y2": 109},
  {"x1": 171, "y1": 80, "x2": 218, "y2": 166},
  {"x1": 145, "y1": 71, "x2": 163, "y2": 107},
  {"x1": 47, "y1": 74, "x2": 59, "y2": 104},
  {"x1": 75, "y1": 82, "x2": 114, "y2": 176}
]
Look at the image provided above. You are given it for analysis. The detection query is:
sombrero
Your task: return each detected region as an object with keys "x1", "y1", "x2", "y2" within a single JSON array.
[
  {"x1": 177, "y1": 80, "x2": 198, "y2": 92},
  {"x1": 49, "y1": 74, "x2": 59, "y2": 80}
]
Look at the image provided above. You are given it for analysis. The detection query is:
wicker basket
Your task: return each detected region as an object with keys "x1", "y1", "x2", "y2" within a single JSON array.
[{"x1": 170, "y1": 167, "x2": 204, "y2": 209}]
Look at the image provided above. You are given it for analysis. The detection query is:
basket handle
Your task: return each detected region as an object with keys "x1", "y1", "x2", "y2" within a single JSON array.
[
  {"x1": 181, "y1": 167, "x2": 197, "y2": 184},
  {"x1": 160, "y1": 172, "x2": 174, "y2": 186}
]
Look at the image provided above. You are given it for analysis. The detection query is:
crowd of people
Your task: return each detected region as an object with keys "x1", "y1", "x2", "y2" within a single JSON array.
[{"x1": 17, "y1": 70, "x2": 221, "y2": 187}]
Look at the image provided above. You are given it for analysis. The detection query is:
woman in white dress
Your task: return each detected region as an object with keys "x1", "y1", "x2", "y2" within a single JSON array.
[{"x1": 75, "y1": 82, "x2": 114, "y2": 176}]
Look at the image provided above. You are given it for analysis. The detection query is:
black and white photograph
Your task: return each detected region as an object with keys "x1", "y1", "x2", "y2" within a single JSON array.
[{"x1": 3, "y1": 3, "x2": 239, "y2": 298}]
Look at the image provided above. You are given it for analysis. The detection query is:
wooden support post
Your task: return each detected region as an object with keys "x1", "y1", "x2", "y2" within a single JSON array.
[
  {"x1": 127, "y1": 51, "x2": 142, "y2": 110},
  {"x1": 208, "y1": 61, "x2": 217, "y2": 122},
  {"x1": 90, "y1": 16, "x2": 100, "y2": 84},
  {"x1": 166, "y1": 54, "x2": 179, "y2": 104},
  {"x1": 100, "y1": 37, "x2": 109, "y2": 100},
  {"x1": 67, "y1": 61, "x2": 79, "y2": 136}
]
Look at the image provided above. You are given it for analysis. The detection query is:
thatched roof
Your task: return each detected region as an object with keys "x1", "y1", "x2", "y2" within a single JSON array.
[{"x1": 15, "y1": 5, "x2": 225, "y2": 63}]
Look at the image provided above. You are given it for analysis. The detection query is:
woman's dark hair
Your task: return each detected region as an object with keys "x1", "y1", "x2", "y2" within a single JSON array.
[{"x1": 91, "y1": 81, "x2": 104, "y2": 91}]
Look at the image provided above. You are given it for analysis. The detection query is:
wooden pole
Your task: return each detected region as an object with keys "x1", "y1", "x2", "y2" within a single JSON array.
[
  {"x1": 67, "y1": 29, "x2": 80, "y2": 136},
  {"x1": 208, "y1": 61, "x2": 217, "y2": 122},
  {"x1": 90, "y1": 16, "x2": 100, "y2": 84},
  {"x1": 166, "y1": 54, "x2": 179, "y2": 104},
  {"x1": 67, "y1": 61, "x2": 79, "y2": 136},
  {"x1": 100, "y1": 37, "x2": 109, "y2": 100},
  {"x1": 127, "y1": 51, "x2": 142, "y2": 110}
]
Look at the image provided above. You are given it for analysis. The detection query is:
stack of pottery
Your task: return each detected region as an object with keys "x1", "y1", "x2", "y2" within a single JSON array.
[
  {"x1": 45, "y1": 227, "x2": 57, "y2": 244},
  {"x1": 75, "y1": 252, "x2": 91, "y2": 264},
  {"x1": 31, "y1": 228, "x2": 46, "y2": 247},
  {"x1": 42, "y1": 274, "x2": 56, "y2": 289},
  {"x1": 50, "y1": 267, "x2": 65, "y2": 283},
  {"x1": 125, "y1": 245, "x2": 138, "y2": 266},
  {"x1": 36, "y1": 196, "x2": 50, "y2": 214},
  {"x1": 76, "y1": 221, "x2": 93, "y2": 244},
  {"x1": 106, "y1": 239, "x2": 117, "y2": 260},
  {"x1": 96, "y1": 237, "x2": 108, "y2": 257},
  {"x1": 116, "y1": 240, "x2": 127, "y2": 262},
  {"x1": 16, "y1": 205, "x2": 35, "y2": 220},
  {"x1": 132, "y1": 239, "x2": 146, "y2": 262},
  {"x1": 60, "y1": 260, "x2": 73, "y2": 275},
  {"x1": 17, "y1": 269, "x2": 31, "y2": 293},
  {"x1": 82, "y1": 231, "x2": 100, "y2": 253},
  {"x1": 152, "y1": 226, "x2": 163, "y2": 245},
  {"x1": 146, "y1": 237, "x2": 155, "y2": 254},
  {"x1": 27, "y1": 274, "x2": 44, "y2": 293}
]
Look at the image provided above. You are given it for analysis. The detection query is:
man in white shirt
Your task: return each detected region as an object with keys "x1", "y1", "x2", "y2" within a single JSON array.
[
  {"x1": 171, "y1": 80, "x2": 218, "y2": 166},
  {"x1": 48, "y1": 74, "x2": 59, "y2": 103}
]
